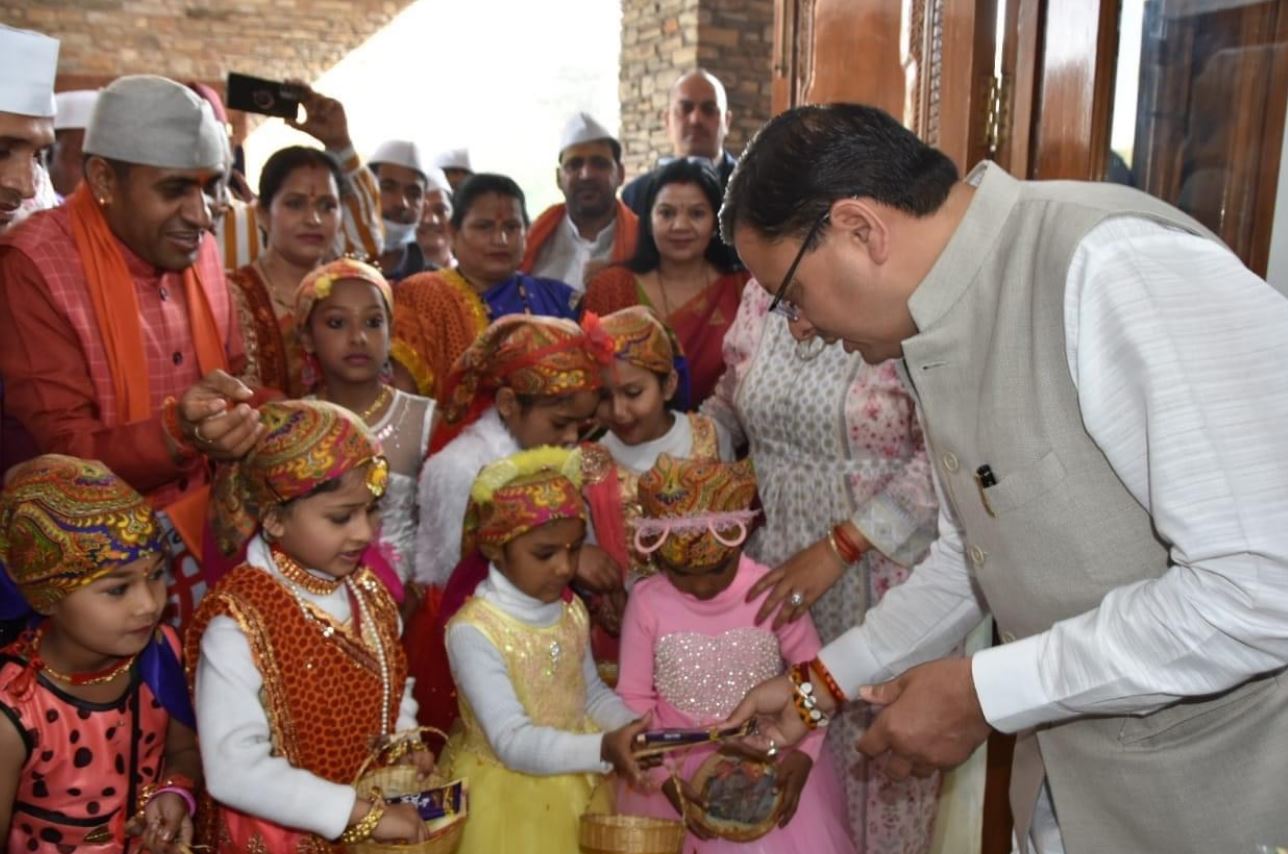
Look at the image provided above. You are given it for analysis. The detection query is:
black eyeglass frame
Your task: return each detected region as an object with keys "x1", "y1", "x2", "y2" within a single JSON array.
[{"x1": 767, "y1": 211, "x2": 830, "y2": 315}]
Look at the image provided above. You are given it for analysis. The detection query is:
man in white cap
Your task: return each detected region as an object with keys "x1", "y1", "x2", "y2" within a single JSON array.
[
  {"x1": 521, "y1": 112, "x2": 636, "y2": 292},
  {"x1": 49, "y1": 89, "x2": 98, "y2": 199},
  {"x1": 0, "y1": 74, "x2": 267, "y2": 629},
  {"x1": 0, "y1": 24, "x2": 58, "y2": 234},
  {"x1": 622, "y1": 68, "x2": 737, "y2": 217},
  {"x1": 370, "y1": 138, "x2": 434, "y2": 280},
  {"x1": 433, "y1": 147, "x2": 474, "y2": 193},
  {"x1": 414, "y1": 165, "x2": 455, "y2": 271}
]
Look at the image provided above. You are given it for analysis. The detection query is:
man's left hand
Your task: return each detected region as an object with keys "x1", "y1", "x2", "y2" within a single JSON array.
[
  {"x1": 856, "y1": 657, "x2": 992, "y2": 780},
  {"x1": 286, "y1": 81, "x2": 352, "y2": 152}
]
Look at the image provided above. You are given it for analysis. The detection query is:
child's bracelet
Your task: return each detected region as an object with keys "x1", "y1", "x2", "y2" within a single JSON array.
[
  {"x1": 340, "y1": 798, "x2": 386, "y2": 843},
  {"x1": 788, "y1": 662, "x2": 829, "y2": 730},
  {"x1": 154, "y1": 786, "x2": 197, "y2": 817}
]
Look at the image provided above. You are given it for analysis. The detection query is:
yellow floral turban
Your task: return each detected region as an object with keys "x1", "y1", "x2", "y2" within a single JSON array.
[{"x1": 462, "y1": 446, "x2": 586, "y2": 559}]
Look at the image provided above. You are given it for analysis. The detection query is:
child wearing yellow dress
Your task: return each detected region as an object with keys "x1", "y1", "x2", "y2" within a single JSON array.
[{"x1": 441, "y1": 447, "x2": 652, "y2": 854}]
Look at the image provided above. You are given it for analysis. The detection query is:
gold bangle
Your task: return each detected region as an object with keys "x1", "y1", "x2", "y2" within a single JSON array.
[
  {"x1": 340, "y1": 797, "x2": 386, "y2": 843},
  {"x1": 825, "y1": 531, "x2": 846, "y2": 565}
]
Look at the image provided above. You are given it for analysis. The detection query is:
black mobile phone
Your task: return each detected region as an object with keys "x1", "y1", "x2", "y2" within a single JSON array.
[{"x1": 225, "y1": 72, "x2": 302, "y2": 120}]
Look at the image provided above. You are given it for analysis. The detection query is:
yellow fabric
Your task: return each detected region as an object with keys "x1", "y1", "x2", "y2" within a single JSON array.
[{"x1": 443, "y1": 596, "x2": 607, "y2": 853}]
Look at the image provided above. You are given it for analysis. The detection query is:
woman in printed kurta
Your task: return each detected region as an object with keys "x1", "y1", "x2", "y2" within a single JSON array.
[{"x1": 702, "y1": 283, "x2": 944, "y2": 852}]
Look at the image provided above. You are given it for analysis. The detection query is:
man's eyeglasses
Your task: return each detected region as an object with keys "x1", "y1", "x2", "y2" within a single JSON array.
[{"x1": 768, "y1": 212, "x2": 829, "y2": 321}]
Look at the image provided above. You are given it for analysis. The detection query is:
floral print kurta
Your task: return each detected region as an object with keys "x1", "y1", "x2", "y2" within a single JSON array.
[{"x1": 703, "y1": 283, "x2": 941, "y2": 853}]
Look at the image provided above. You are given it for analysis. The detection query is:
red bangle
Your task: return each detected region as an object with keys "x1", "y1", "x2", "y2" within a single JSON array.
[
  {"x1": 830, "y1": 523, "x2": 863, "y2": 564},
  {"x1": 161, "y1": 397, "x2": 197, "y2": 458},
  {"x1": 809, "y1": 657, "x2": 846, "y2": 706}
]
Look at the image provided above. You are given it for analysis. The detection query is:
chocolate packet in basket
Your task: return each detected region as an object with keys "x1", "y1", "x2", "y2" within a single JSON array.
[
  {"x1": 632, "y1": 719, "x2": 755, "y2": 757},
  {"x1": 384, "y1": 779, "x2": 466, "y2": 822}
]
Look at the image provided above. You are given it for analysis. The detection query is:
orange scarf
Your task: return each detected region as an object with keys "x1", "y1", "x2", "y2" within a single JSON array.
[
  {"x1": 67, "y1": 185, "x2": 228, "y2": 424},
  {"x1": 520, "y1": 199, "x2": 639, "y2": 274}
]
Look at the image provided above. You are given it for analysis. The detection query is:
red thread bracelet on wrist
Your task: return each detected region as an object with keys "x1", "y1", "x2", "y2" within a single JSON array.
[
  {"x1": 161, "y1": 397, "x2": 198, "y2": 458},
  {"x1": 809, "y1": 657, "x2": 846, "y2": 706}
]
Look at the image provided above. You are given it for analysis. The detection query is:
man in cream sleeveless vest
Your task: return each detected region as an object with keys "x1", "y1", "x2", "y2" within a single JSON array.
[{"x1": 723, "y1": 104, "x2": 1288, "y2": 853}]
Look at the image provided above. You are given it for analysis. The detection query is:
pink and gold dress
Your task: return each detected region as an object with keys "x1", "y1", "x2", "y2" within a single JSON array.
[{"x1": 615, "y1": 555, "x2": 856, "y2": 853}]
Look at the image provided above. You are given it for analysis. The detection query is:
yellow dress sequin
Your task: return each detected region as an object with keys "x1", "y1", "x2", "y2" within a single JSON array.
[{"x1": 442, "y1": 596, "x2": 610, "y2": 853}]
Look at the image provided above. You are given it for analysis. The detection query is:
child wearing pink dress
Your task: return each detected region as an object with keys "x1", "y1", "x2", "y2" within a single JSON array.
[{"x1": 615, "y1": 455, "x2": 854, "y2": 854}]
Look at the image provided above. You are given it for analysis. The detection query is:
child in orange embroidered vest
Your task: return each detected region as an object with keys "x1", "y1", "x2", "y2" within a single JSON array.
[
  {"x1": 189, "y1": 400, "x2": 434, "y2": 852},
  {"x1": 0, "y1": 455, "x2": 201, "y2": 854}
]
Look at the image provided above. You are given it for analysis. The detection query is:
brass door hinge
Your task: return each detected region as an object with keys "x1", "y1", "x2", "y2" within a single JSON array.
[{"x1": 984, "y1": 74, "x2": 1010, "y2": 155}]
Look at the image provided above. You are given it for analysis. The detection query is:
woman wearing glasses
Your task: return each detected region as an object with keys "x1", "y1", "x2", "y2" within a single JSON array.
[
  {"x1": 701, "y1": 282, "x2": 952, "y2": 853},
  {"x1": 584, "y1": 159, "x2": 748, "y2": 407}
]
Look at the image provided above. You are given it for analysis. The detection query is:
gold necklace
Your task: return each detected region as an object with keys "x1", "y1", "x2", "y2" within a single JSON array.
[
  {"x1": 654, "y1": 269, "x2": 675, "y2": 317},
  {"x1": 31, "y1": 624, "x2": 139, "y2": 686},
  {"x1": 256, "y1": 254, "x2": 301, "y2": 315},
  {"x1": 271, "y1": 545, "x2": 343, "y2": 596},
  {"x1": 320, "y1": 383, "x2": 392, "y2": 425}
]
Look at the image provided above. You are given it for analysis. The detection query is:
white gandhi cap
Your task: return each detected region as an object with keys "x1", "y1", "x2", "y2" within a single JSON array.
[{"x1": 0, "y1": 25, "x2": 59, "y2": 118}]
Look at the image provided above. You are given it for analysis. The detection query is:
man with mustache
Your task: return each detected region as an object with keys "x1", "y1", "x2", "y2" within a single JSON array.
[
  {"x1": 370, "y1": 138, "x2": 433, "y2": 281},
  {"x1": 0, "y1": 25, "x2": 58, "y2": 235},
  {"x1": 521, "y1": 112, "x2": 637, "y2": 292},
  {"x1": 621, "y1": 69, "x2": 736, "y2": 219},
  {"x1": 0, "y1": 75, "x2": 265, "y2": 631}
]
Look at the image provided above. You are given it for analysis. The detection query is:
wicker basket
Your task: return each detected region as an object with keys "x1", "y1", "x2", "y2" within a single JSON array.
[
  {"x1": 683, "y1": 753, "x2": 782, "y2": 842},
  {"x1": 579, "y1": 773, "x2": 684, "y2": 854},
  {"x1": 580, "y1": 813, "x2": 685, "y2": 854},
  {"x1": 346, "y1": 727, "x2": 466, "y2": 854}
]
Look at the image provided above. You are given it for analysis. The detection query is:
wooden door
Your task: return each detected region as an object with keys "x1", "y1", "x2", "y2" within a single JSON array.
[
  {"x1": 772, "y1": 0, "x2": 999, "y2": 173},
  {"x1": 998, "y1": 0, "x2": 1288, "y2": 276}
]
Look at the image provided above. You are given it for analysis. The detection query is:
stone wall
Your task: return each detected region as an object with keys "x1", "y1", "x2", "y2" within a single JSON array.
[
  {"x1": 618, "y1": 0, "x2": 773, "y2": 180},
  {"x1": 2, "y1": 0, "x2": 416, "y2": 92}
]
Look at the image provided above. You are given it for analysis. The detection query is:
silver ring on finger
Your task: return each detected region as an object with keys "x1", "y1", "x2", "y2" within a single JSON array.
[
  {"x1": 767, "y1": 739, "x2": 778, "y2": 758},
  {"x1": 788, "y1": 591, "x2": 805, "y2": 608},
  {"x1": 193, "y1": 422, "x2": 210, "y2": 445}
]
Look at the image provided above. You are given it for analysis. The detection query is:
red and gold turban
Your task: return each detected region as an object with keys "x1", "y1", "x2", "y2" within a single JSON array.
[
  {"x1": 462, "y1": 446, "x2": 586, "y2": 559},
  {"x1": 431, "y1": 313, "x2": 614, "y2": 453},
  {"x1": 294, "y1": 257, "x2": 394, "y2": 329},
  {"x1": 0, "y1": 455, "x2": 163, "y2": 611},
  {"x1": 601, "y1": 306, "x2": 680, "y2": 375},
  {"x1": 212, "y1": 400, "x2": 389, "y2": 556},
  {"x1": 635, "y1": 454, "x2": 758, "y2": 570}
]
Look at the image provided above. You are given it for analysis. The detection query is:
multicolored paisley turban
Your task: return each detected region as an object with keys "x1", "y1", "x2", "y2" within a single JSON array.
[
  {"x1": 0, "y1": 455, "x2": 163, "y2": 611},
  {"x1": 601, "y1": 305, "x2": 691, "y2": 410},
  {"x1": 211, "y1": 399, "x2": 388, "y2": 556},
  {"x1": 634, "y1": 454, "x2": 759, "y2": 570},
  {"x1": 430, "y1": 313, "x2": 614, "y2": 453},
  {"x1": 462, "y1": 446, "x2": 586, "y2": 560}
]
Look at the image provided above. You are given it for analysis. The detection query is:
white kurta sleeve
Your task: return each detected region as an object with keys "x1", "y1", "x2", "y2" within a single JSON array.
[
  {"x1": 817, "y1": 467, "x2": 985, "y2": 695},
  {"x1": 447, "y1": 623, "x2": 612, "y2": 775},
  {"x1": 971, "y1": 218, "x2": 1288, "y2": 732},
  {"x1": 195, "y1": 615, "x2": 357, "y2": 840}
]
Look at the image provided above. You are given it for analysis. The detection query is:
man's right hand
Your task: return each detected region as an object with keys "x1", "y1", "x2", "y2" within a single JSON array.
[{"x1": 177, "y1": 370, "x2": 264, "y2": 461}]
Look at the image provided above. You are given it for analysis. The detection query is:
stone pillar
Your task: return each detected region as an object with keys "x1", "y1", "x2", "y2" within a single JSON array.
[{"x1": 619, "y1": 0, "x2": 773, "y2": 181}]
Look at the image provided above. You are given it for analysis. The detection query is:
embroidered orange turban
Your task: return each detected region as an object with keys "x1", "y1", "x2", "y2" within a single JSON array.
[
  {"x1": 211, "y1": 400, "x2": 389, "y2": 556},
  {"x1": 462, "y1": 446, "x2": 586, "y2": 559},
  {"x1": 431, "y1": 313, "x2": 614, "y2": 453},
  {"x1": 601, "y1": 306, "x2": 681, "y2": 375},
  {"x1": 0, "y1": 455, "x2": 163, "y2": 611},
  {"x1": 635, "y1": 454, "x2": 758, "y2": 570}
]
